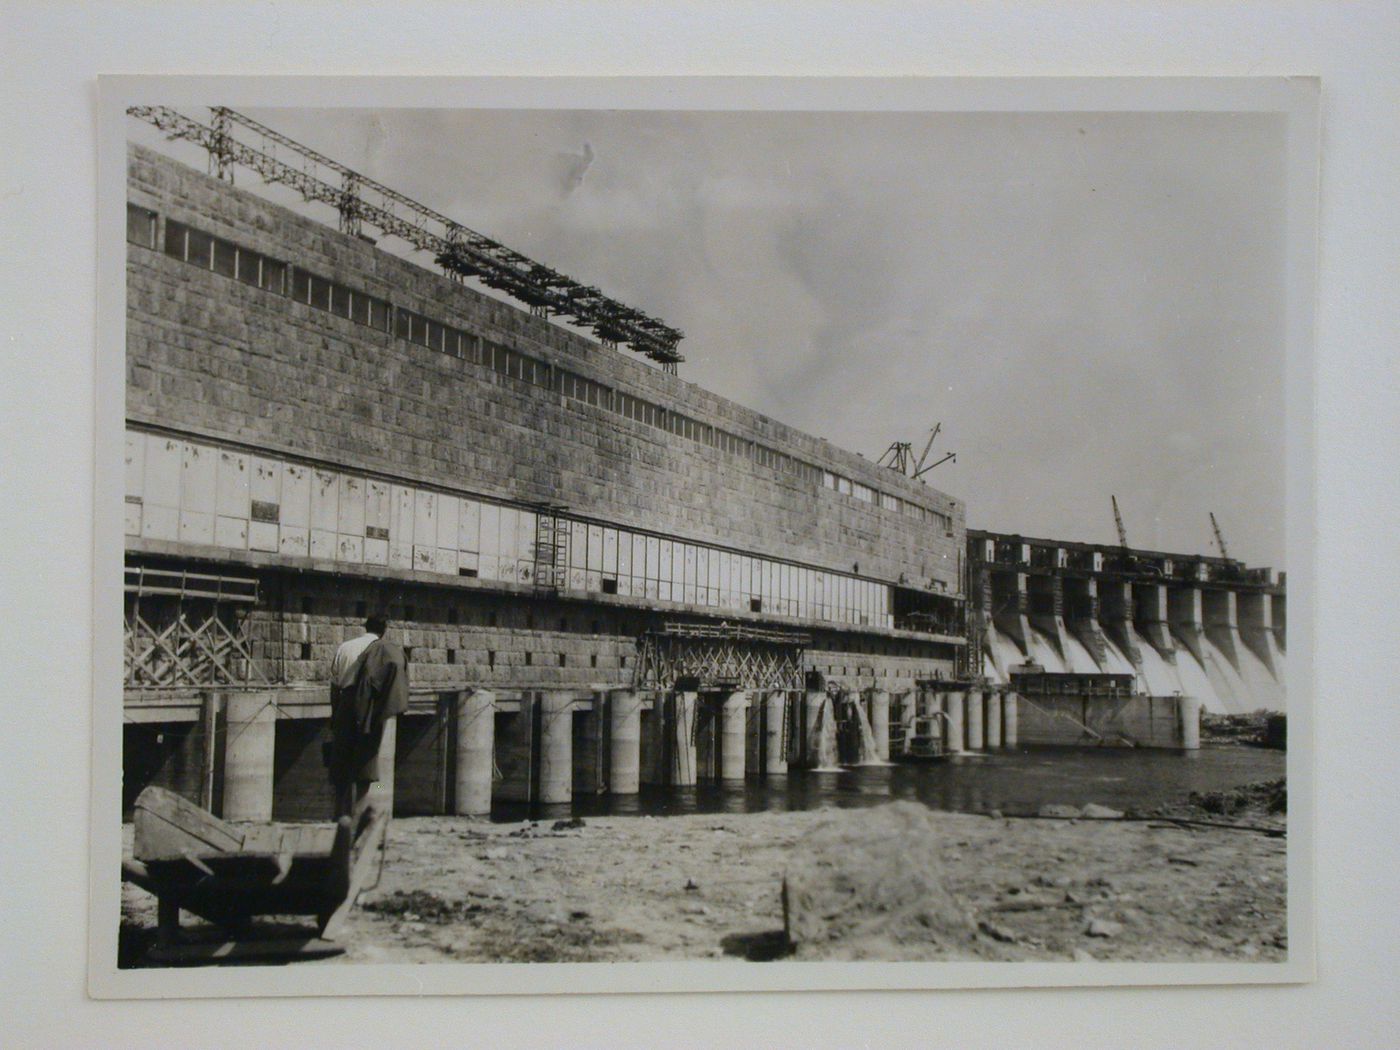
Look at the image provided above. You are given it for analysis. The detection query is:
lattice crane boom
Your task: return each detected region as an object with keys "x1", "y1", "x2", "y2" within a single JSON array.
[
  {"x1": 1111, "y1": 494, "x2": 1129, "y2": 548},
  {"x1": 1210, "y1": 512, "x2": 1231, "y2": 560},
  {"x1": 127, "y1": 105, "x2": 686, "y2": 370}
]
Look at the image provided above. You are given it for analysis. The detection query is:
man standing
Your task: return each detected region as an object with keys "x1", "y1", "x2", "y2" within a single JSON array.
[{"x1": 326, "y1": 613, "x2": 409, "y2": 818}]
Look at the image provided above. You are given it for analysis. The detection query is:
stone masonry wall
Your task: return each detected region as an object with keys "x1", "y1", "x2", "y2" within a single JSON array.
[{"x1": 126, "y1": 144, "x2": 964, "y2": 592}]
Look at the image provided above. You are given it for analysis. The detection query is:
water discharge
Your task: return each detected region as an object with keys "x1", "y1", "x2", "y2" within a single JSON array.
[{"x1": 848, "y1": 697, "x2": 886, "y2": 766}]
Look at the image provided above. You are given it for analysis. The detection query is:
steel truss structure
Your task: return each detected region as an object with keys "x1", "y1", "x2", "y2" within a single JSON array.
[
  {"x1": 634, "y1": 621, "x2": 810, "y2": 692},
  {"x1": 124, "y1": 564, "x2": 269, "y2": 690},
  {"x1": 128, "y1": 105, "x2": 685, "y2": 371}
]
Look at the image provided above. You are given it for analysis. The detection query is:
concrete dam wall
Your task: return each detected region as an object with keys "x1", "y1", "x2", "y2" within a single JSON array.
[{"x1": 969, "y1": 532, "x2": 1286, "y2": 715}]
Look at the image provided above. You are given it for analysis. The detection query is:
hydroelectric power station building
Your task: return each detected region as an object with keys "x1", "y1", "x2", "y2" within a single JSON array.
[{"x1": 121, "y1": 109, "x2": 1285, "y2": 821}]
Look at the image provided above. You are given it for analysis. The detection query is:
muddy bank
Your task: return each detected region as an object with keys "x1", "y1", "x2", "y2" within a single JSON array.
[{"x1": 121, "y1": 784, "x2": 1287, "y2": 965}]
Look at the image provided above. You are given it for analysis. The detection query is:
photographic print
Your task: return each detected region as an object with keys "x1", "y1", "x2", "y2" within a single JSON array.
[{"x1": 94, "y1": 77, "x2": 1315, "y2": 995}]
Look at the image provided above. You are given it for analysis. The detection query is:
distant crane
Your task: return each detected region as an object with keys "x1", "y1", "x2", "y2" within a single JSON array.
[
  {"x1": 878, "y1": 424, "x2": 955, "y2": 480},
  {"x1": 1111, "y1": 494, "x2": 1129, "y2": 548},
  {"x1": 1210, "y1": 512, "x2": 1231, "y2": 560}
]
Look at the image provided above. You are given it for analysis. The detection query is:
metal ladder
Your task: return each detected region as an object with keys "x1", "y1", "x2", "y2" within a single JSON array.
[{"x1": 532, "y1": 509, "x2": 568, "y2": 591}]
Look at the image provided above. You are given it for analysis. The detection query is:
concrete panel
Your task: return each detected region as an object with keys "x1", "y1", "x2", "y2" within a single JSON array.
[
  {"x1": 364, "y1": 536, "x2": 388, "y2": 565},
  {"x1": 413, "y1": 544, "x2": 435, "y2": 573},
  {"x1": 179, "y1": 509, "x2": 215, "y2": 546},
  {"x1": 279, "y1": 525, "x2": 309, "y2": 557},
  {"x1": 617, "y1": 576, "x2": 633, "y2": 596},
  {"x1": 311, "y1": 469, "x2": 339, "y2": 533},
  {"x1": 250, "y1": 455, "x2": 280, "y2": 508},
  {"x1": 337, "y1": 533, "x2": 364, "y2": 563},
  {"x1": 602, "y1": 528, "x2": 618, "y2": 575},
  {"x1": 457, "y1": 498, "x2": 480, "y2": 553},
  {"x1": 646, "y1": 536, "x2": 661, "y2": 582},
  {"x1": 215, "y1": 449, "x2": 250, "y2": 520},
  {"x1": 500, "y1": 507, "x2": 521, "y2": 562},
  {"x1": 390, "y1": 484, "x2": 415, "y2": 545},
  {"x1": 180, "y1": 442, "x2": 217, "y2": 517},
  {"x1": 617, "y1": 530, "x2": 632, "y2": 578},
  {"x1": 311, "y1": 528, "x2": 337, "y2": 560},
  {"x1": 337, "y1": 474, "x2": 366, "y2": 536},
  {"x1": 659, "y1": 541, "x2": 674, "y2": 584},
  {"x1": 280, "y1": 464, "x2": 311, "y2": 528},
  {"x1": 215, "y1": 515, "x2": 248, "y2": 550},
  {"x1": 480, "y1": 554, "x2": 501, "y2": 581},
  {"x1": 499, "y1": 557, "x2": 519, "y2": 583},
  {"x1": 517, "y1": 510, "x2": 537, "y2": 561},
  {"x1": 480, "y1": 503, "x2": 501, "y2": 558},
  {"x1": 388, "y1": 540, "x2": 412, "y2": 569},
  {"x1": 413, "y1": 489, "x2": 438, "y2": 548},
  {"x1": 249, "y1": 521, "x2": 279, "y2": 552},
  {"x1": 587, "y1": 524, "x2": 604, "y2": 573},
  {"x1": 124, "y1": 501, "x2": 142, "y2": 536},
  {"x1": 125, "y1": 430, "x2": 145, "y2": 500},
  {"x1": 436, "y1": 494, "x2": 459, "y2": 551},
  {"x1": 569, "y1": 520, "x2": 588, "y2": 572}
]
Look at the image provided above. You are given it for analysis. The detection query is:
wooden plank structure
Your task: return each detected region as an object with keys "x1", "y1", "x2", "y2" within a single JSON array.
[{"x1": 121, "y1": 786, "x2": 388, "y2": 964}]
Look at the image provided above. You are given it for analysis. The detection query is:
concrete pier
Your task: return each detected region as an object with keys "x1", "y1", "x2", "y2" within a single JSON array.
[
  {"x1": 1180, "y1": 694, "x2": 1203, "y2": 750},
  {"x1": 671, "y1": 691, "x2": 698, "y2": 786},
  {"x1": 800, "y1": 689, "x2": 837, "y2": 768},
  {"x1": 223, "y1": 691, "x2": 275, "y2": 821},
  {"x1": 539, "y1": 691, "x2": 574, "y2": 804},
  {"x1": 984, "y1": 690, "x2": 1003, "y2": 749},
  {"x1": 944, "y1": 688, "x2": 964, "y2": 753},
  {"x1": 1002, "y1": 692, "x2": 1019, "y2": 748},
  {"x1": 607, "y1": 689, "x2": 641, "y2": 794},
  {"x1": 720, "y1": 691, "x2": 747, "y2": 781},
  {"x1": 964, "y1": 691, "x2": 984, "y2": 751},
  {"x1": 869, "y1": 689, "x2": 891, "y2": 761},
  {"x1": 763, "y1": 692, "x2": 788, "y2": 775},
  {"x1": 454, "y1": 689, "x2": 495, "y2": 816}
]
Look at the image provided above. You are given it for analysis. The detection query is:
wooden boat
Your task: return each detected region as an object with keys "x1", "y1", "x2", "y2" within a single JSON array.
[{"x1": 121, "y1": 785, "x2": 389, "y2": 964}]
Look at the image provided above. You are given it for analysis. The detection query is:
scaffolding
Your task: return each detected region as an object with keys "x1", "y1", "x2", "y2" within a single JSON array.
[
  {"x1": 124, "y1": 564, "x2": 268, "y2": 690},
  {"x1": 128, "y1": 105, "x2": 686, "y2": 371},
  {"x1": 634, "y1": 621, "x2": 809, "y2": 692}
]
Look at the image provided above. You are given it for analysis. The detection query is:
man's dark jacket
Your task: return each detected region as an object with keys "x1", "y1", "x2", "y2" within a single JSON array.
[{"x1": 327, "y1": 638, "x2": 409, "y2": 783}]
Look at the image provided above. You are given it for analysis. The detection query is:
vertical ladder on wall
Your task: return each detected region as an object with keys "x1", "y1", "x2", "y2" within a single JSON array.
[{"x1": 532, "y1": 507, "x2": 568, "y2": 592}]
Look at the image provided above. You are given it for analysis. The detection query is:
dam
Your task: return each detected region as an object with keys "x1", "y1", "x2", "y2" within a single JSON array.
[{"x1": 120, "y1": 107, "x2": 1285, "y2": 824}]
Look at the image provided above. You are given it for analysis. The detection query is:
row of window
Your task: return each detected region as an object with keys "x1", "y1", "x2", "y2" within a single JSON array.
[
  {"x1": 131, "y1": 203, "x2": 955, "y2": 533},
  {"x1": 124, "y1": 429, "x2": 899, "y2": 629}
]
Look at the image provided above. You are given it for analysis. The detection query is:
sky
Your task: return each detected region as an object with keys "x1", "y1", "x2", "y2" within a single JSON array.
[{"x1": 131, "y1": 106, "x2": 1288, "y2": 568}]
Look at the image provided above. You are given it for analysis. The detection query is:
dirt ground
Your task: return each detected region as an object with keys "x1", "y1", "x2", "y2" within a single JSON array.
[{"x1": 120, "y1": 784, "x2": 1287, "y2": 965}]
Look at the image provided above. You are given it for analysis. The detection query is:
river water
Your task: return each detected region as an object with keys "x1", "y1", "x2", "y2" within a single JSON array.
[{"x1": 492, "y1": 745, "x2": 1286, "y2": 823}]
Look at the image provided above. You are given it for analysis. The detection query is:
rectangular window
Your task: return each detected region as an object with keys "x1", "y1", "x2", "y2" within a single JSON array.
[
  {"x1": 162, "y1": 219, "x2": 188, "y2": 261},
  {"x1": 331, "y1": 282, "x2": 352, "y2": 319},
  {"x1": 257, "y1": 257, "x2": 283, "y2": 294},
  {"x1": 837, "y1": 476, "x2": 852, "y2": 496},
  {"x1": 234, "y1": 247, "x2": 260, "y2": 288},
  {"x1": 208, "y1": 235, "x2": 235, "y2": 278},
  {"x1": 314, "y1": 274, "x2": 334, "y2": 312},
  {"x1": 126, "y1": 203, "x2": 157, "y2": 248},
  {"x1": 186, "y1": 227, "x2": 214, "y2": 269}
]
